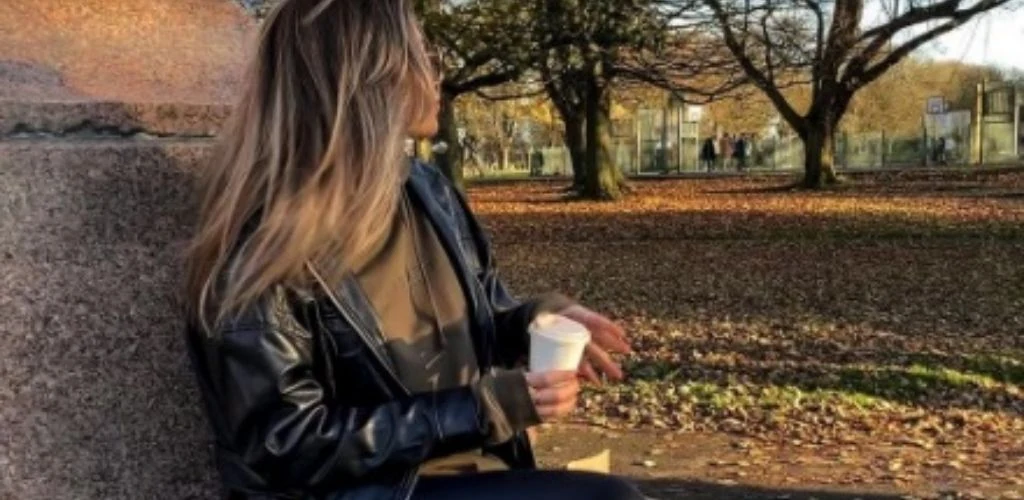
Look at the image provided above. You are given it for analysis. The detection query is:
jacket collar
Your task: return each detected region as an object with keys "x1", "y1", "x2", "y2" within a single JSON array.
[
  {"x1": 404, "y1": 162, "x2": 487, "y2": 349},
  {"x1": 321, "y1": 162, "x2": 489, "y2": 389}
]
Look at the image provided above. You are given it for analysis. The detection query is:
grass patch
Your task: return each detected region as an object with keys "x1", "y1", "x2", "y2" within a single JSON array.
[
  {"x1": 959, "y1": 354, "x2": 1024, "y2": 385},
  {"x1": 584, "y1": 377, "x2": 888, "y2": 428},
  {"x1": 605, "y1": 355, "x2": 1021, "y2": 423}
]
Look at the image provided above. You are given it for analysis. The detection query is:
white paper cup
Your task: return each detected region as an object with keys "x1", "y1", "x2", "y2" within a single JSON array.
[{"x1": 528, "y1": 313, "x2": 591, "y2": 372}]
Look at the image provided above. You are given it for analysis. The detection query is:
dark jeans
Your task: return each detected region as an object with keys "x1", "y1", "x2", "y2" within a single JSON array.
[{"x1": 412, "y1": 470, "x2": 646, "y2": 500}]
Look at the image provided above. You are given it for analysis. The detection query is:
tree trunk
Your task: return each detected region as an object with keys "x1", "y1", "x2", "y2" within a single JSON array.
[
  {"x1": 435, "y1": 92, "x2": 464, "y2": 190},
  {"x1": 801, "y1": 118, "x2": 839, "y2": 189},
  {"x1": 563, "y1": 113, "x2": 586, "y2": 191},
  {"x1": 581, "y1": 76, "x2": 625, "y2": 200},
  {"x1": 500, "y1": 147, "x2": 511, "y2": 171}
]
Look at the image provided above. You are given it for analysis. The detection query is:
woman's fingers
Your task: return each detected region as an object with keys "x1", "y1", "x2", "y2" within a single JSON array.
[
  {"x1": 535, "y1": 394, "x2": 579, "y2": 420},
  {"x1": 560, "y1": 305, "x2": 632, "y2": 354},
  {"x1": 585, "y1": 343, "x2": 625, "y2": 382},
  {"x1": 527, "y1": 370, "x2": 581, "y2": 421},
  {"x1": 579, "y1": 361, "x2": 601, "y2": 385},
  {"x1": 592, "y1": 324, "x2": 632, "y2": 354},
  {"x1": 531, "y1": 379, "x2": 579, "y2": 406},
  {"x1": 592, "y1": 314, "x2": 629, "y2": 345},
  {"x1": 525, "y1": 370, "x2": 577, "y2": 389}
]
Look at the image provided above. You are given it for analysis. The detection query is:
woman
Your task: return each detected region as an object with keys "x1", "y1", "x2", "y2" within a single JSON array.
[{"x1": 183, "y1": 0, "x2": 639, "y2": 498}]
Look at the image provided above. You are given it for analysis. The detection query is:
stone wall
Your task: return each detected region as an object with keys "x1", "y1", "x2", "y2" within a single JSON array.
[
  {"x1": 0, "y1": 1, "x2": 253, "y2": 498},
  {"x1": 0, "y1": 138, "x2": 221, "y2": 499}
]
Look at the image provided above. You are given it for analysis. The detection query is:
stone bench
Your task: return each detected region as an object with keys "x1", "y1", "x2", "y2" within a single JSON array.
[
  {"x1": 0, "y1": 1, "x2": 252, "y2": 497},
  {"x1": 1, "y1": 132, "x2": 219, "y2": 499}
]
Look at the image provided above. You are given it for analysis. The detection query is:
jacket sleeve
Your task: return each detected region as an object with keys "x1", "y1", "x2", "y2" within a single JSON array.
[
  {"x1": 196, "y1": 292, "x2": 495, "y2": 492},
  {"x1": 448, "y1": 188, "x2": 575, "y2": 367}
]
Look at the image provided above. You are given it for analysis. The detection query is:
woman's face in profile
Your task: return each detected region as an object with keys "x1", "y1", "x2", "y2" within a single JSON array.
[
  {"x1": 407, "y1": 90, "x2": 440, "y2": 139},
  {"x1": 406, "y1": 42, "x2": 442, "y2": 140}
]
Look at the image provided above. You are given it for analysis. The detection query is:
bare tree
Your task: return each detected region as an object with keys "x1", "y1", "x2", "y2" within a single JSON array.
[
  {"x1": 419, "y1": 0, "x2": 536, "y2": 188},
  {"x1": 532, "y1": 0, "x2": 747, "y2": 199},
  {"x1": 687, "y1": 0, "x2": 1015, "y2": 187}
]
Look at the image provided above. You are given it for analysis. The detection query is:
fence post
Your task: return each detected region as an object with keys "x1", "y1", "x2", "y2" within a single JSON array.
[
  {"x1": 840, "y1": 131, "x2": 848, "y2": 169},
  {"x1": 975, "y1": 81, "x2": 985, "y2": 165},
  {"x1": 925, "y1": 113, "x2": 933, "y2": 167},
  {"x1": 772, "y1": 138, "x2": 777, "y2": 170},
  {"x1": 1014, "y1": 85, "x2": 1020, "y2": 160},
  {"x1": 880, "y1": 129, "x2": 887, "y2": 168},
  {"x1": 676, "y1": 108, "x2": 684, "y2": 173},
  {"x1": 634, "y1": 117, "x2": 642, "y2": 174}
]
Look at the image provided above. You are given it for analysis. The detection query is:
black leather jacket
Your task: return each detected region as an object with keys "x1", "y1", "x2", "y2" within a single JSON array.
[{"x1": 186, "y1": 162, "x2": 543, "y2": 500}]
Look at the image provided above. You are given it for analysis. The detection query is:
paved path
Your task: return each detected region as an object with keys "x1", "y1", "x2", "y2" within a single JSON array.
[{"x1": 536, "y1": 424, "x2": 1020, "y2": 499}]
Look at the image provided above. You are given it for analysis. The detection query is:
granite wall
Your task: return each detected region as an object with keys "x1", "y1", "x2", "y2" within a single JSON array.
[
  {"x1": 0, "y1": 137, "x2": 223, "y2": 499},
  {"x1": 0, "y1": 1, "x2": 254, "y2": 497}
]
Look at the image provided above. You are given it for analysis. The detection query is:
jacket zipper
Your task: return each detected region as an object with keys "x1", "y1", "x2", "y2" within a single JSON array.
[
  {"x1": 406, "y1": 181, "x2": 496, "y2": 368},
  {"x1": 396, "y1": 468, "x2": 420, "y2": 500},
  {"x1": 307, "y1": 175, "x2": 481, "y2": 499},
  {"x1": 308, "y1": 264, "x2": 422, "y2": 498},
  {"x1": 305, "y1": 262, "x2": 411, "y2": 397}
]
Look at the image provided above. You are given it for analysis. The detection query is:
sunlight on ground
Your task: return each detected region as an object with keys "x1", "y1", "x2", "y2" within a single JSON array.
[
  {"x1": 471, "y1": 175, "x2": 1024, "y2": 238},
  {"x1": 472, "y1": 173, "x2": 1024, "y2": 462}
]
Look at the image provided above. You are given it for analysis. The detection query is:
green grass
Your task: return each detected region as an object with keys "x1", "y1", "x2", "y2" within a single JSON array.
[
  {"x1": 957, "y1": 354, "x2": 1024, "y2": 386},
  {"x1": 598, "y1": 354, "x2": 1022, "y2": 423}
]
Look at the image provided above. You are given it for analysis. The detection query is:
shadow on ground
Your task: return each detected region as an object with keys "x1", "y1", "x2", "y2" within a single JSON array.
[{"x1": 635, "y1": 478, "x2": 901, "y2": 499}]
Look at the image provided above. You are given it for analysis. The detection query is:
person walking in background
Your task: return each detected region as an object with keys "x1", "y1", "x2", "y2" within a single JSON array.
[
  {"x1": 700, "y1": 137, "x2": 717, "y2": 172},
  {"x1": 935, "y1": 137, "x2": 948, "y2": 166},
  {"x1": 719, "y1": 133, "x2": 733, "y2": 170},
  {"x1": 530, "y1": 148, "x2": 545, "y2": 177},
  {"x1": 734, "y1": 134, "x2": 748, "y2": 172},
  {"x1": 181, "y1": 1, "x2": 640, "y2": 499}
]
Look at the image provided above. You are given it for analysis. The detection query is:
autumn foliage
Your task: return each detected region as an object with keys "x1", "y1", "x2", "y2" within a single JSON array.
[{"x1": 470, "y1": 172, "x2": 1024, "y2": 488}]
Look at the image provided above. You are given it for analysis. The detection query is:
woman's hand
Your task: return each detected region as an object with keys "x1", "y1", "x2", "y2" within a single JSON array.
[
  {"x1": 559, "y1": 305, "x2": 632, "y2": 384},
  {"x1": 525, "y1": 371, "x2": 579, "y2": 421}
]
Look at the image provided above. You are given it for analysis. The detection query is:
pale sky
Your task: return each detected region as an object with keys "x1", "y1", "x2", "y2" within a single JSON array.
[{"x1": 907, "y1": 8, "x2": 1024, "y2": 70}]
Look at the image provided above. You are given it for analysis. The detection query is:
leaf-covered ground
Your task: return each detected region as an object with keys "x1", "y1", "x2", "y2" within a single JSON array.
[{"x1": 469, "y1": 171, "x2": 1024, "y2": 497}]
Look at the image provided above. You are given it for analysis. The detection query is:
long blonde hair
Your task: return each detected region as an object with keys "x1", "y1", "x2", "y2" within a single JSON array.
[{"x1": 185, "y1": 0, "x2": 437, "y2": 332}]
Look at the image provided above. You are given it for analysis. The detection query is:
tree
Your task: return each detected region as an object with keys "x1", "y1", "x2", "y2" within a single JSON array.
[
  {"x1": 690, "y1": 0, "x2": 1015, "y2": 187},
  {"x1": 531, "y1": 0, "x2": 726, "y2": 199},
  {"x1": 530, "y1": 0, "x2": 635, "y2": 199},
  {"x1": 533, "y1": 0, "x2": 747, "y2": 199},
  {"x1": 418, "y1": 0, "x2": 536, "y2": 188},
  {"x1": 457, "y1": 92, "x2": 555, "y2": 171},
  {"x1": 541, "y1": 62, "x2": 589, "y2": 190},
  {"x1": 528, "y1": 0, "x2": 640, "y2": 199}
]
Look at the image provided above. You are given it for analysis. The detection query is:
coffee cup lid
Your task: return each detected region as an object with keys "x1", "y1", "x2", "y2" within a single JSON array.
[{"x1": 529, "y1": 314, "x2": 590, "y2": 344}]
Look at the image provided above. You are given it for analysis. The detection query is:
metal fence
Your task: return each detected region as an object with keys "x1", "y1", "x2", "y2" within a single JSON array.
[
  {"x1": 462, "y1": 134, "x2": 960, "y2": 179},
  {"x1": 458, "y1": 106, "x2": 1020, "y2": 179}
]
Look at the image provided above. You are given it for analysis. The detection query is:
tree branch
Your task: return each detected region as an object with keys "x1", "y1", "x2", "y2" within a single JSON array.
[
  {"x1": 444, "y1": 68, "x2": 520, "y2": 96},
  {"x1": 856, "y1": 19, "x2": 970, "y2": 86},
  {"x1": 858, "y1": 0, "x2": 961, "y2": 40},
  {"x1": 703, "y1": 0, "x2": 806, "y2": 134},
  {"x1": 845, "y1": 0, "x2": 1011, "y2": 88},
  {"x1": 474, "y1": 84, "x2": 549, "y2": 101},
  {"x1": 759, "y1": 2, "x2": 777, "y2": 85},
  {"x1": 801, "y1": 0, "x2": 826, "y2": 86}
]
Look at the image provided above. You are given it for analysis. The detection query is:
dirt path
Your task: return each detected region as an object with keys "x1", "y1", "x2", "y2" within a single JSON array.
[{"x1": 535, "y1": 425, "x2": 1024, "y2": 499}]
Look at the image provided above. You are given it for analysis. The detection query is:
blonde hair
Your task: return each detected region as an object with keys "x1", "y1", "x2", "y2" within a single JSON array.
[{"x1": 185, "y1": 0, "x2": 437, "y2": 332}]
